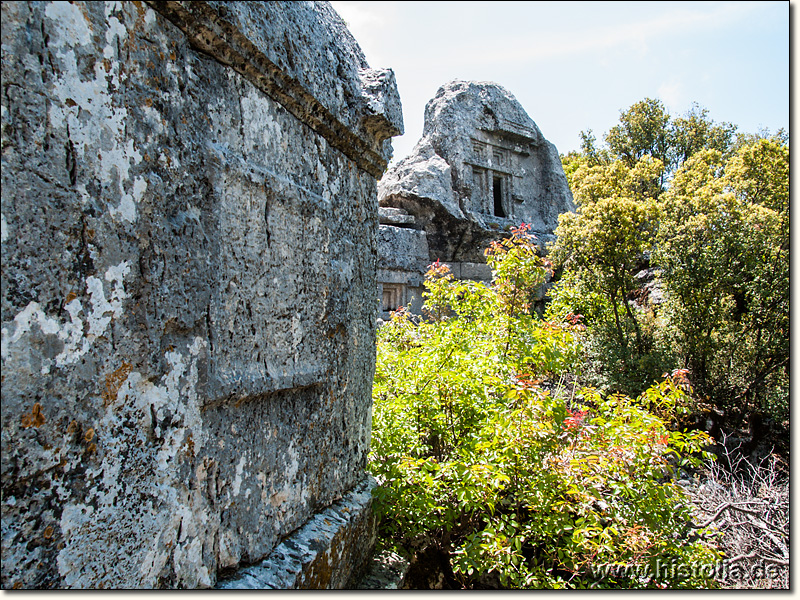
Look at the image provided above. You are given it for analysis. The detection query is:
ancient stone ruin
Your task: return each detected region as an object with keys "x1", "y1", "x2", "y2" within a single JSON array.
[
  {"x1": 377, "y1": 80, "x2": 574, "y2": 318},
  {"x1": 1, "y1": 1, "x2": 401, "y2": 589}
]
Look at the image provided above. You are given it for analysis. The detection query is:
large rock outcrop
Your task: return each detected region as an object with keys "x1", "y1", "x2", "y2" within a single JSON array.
[
  {"x1": 376, "y1": 80, "x2": 573, "y2": 317},
  {"x1": 1, "y1": 1, "x2": 400, "y2": 589}
]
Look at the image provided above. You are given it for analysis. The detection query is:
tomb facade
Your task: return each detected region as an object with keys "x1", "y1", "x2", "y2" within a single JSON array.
[
  {"x1": 377, "y1": 207, "x2": 429, "y2": 319},
  {"x1": 377, "y1": 80, "x2": 574, "y2": 315},
  {"x1": 1, "y1": 1, "x2": 400, "y2": 588}
]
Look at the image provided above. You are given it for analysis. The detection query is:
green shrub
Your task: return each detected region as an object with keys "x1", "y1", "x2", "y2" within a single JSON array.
[
  {"x1": 545, "y1": 271, "x2": 675, "y2": 396},
  {"x1": 370, "y1": 227, "x2": 720, "y2": 588},
  {"x1": 556, "y1": 102, "x2": 788, "y2": 423},
  {"x1": 654, "y1": 140, "x2": 789, "y2": 421}
]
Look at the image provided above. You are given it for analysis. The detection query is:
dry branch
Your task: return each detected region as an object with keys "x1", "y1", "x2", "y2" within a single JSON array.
[{"x1": 685, "y1": 432, "x2": 788, "y2": 589}]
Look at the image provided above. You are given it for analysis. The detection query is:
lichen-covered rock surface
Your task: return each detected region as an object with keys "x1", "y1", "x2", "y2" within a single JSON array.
[
  {"x1": 216, "y1": 477, "x2": 378, "y2": 589},
  {"x1": 378, "y1": 80, "x2": 574, "y2": 264},
  {"x1": 1, "y1": 0, "x2": 400, "y2": 589}
]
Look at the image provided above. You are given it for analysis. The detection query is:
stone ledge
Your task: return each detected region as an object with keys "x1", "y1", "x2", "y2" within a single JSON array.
[
  {"x1": 146, "y1": 1, "x2": 394, "y2": 178},
  {"x1": 379, "y1": 206, "x2": 416, "y2": 226},
  {"x1": 216, "y1": 477, "x2": 377, "y2": 589}
]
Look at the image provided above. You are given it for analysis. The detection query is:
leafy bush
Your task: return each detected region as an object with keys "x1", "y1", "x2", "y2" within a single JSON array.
[
  {"x1": 555, "y1": 100, "x2": 789, "y2": 423},
  {"x1": 655, "y1": 140, "x2": 789, "y2": 421},
  {"x1": 370, "y1": 227, "x2": 720, "y2": 588},
  {"x1": 549, "y1": 191, "x2": 670, "y2": 396}
]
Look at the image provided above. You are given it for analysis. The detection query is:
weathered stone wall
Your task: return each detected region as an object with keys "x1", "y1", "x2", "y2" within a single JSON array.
[
  {"x1": 216, "y1": 477, "x2": 378, "y2": 589},
  {"x1": 1, "y1": 1, "x2": 401, "y2": 588}
]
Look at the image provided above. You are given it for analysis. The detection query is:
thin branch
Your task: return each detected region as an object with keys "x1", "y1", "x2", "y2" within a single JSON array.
[
  {"x1": 696, "y1": 502, "x2": 732, "y2": 529},
  {"x1": 742, "y1": 513, "x2": 788, "y2": 559},
  {"x1": 725, "y1": 504, "x2": 785, "y2": 534},
  {"x1": 724, "y1": 551, "x2": 759, "y2": 565}
]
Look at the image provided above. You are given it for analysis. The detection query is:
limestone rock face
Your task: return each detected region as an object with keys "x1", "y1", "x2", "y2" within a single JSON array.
[
  {"x1": 1, "y1": 0, "x2": 399, "y2": 589},
  {"x1": 379, "y1": 140, "x2": 463, "y2": 222},
  {"x1": 379, "y1": 80, "x2": 574, "y2": 263}
]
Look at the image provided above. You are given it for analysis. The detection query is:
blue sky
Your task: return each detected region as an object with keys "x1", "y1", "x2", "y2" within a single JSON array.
[{"x1": 330, "y1": 1, "x2": 790, "y2": 164}]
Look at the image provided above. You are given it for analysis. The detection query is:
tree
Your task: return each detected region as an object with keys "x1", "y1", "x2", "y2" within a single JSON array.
[
  {"x1": 655, "y1": 138, "x2": 789, "y2": 419},
  {"x1": 556, "y1": 99, "x2": 786, "y2": 418},
  {"x1": 725, "y1": 137, "x2": 789, "y2": 212},
  {"x1": 601, "y1": 98, "x2": 737, "y2": 191},
  {"x1": 670, "y1": 103, "x2": 736, "y2": 168},
  {"x1": 551, "y1": 194, "x2": 659, "y2": 391},
  {"x1": 605, "y1": 98, "x2": 671, "y2": 169},
  {"x1": 564, "y1": 154, "x2": 664, "y2": 207}
]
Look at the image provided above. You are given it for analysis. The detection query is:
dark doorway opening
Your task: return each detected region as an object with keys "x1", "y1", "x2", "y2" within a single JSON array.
[{"x1": 493, "y1": 176, "x2": 505, "y2": 217}]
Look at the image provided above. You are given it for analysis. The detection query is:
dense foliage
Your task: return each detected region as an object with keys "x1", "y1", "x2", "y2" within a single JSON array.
[
  {"x1": 370, "y1": 227, "x2": 719, "y2": 588},
  {"x1": 553, "y1": 99, "x2": 788, "y2": 422},
  {"x1": 369, "y1": 99, "x2": 787, "y2": 590}
]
